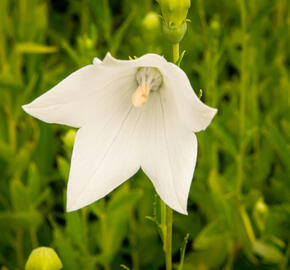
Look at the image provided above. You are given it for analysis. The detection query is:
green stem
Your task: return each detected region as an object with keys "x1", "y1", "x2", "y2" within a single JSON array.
[
  {"x1": 163, "y1": 42, "x2": 180, "y2": 270},
  {"x1": 129, "y1": 209, "x2": 140, "y2": 270},
  {"x1": 16, "y1": 229, "x2": 24, "y2": 267},
  {"x1": 173, "y1": 43, "x2": 180, "y2": 64},
  {"x1": 161, "y1": 200, "x2": 167, "y2": 252},
  {"x1": 237, "y1": 0, "x2": 246, "y2": 195},
  {"x1": 100, "y1": 202, "x2": 111, "y2": 270},
  {"x1": 165, "y1": 207, "x2": 173, "y2": 270}
]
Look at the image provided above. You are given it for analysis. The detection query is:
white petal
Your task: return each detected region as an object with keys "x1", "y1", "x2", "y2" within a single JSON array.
[
  {"x1": 137, "y1": 88, "x2": 197, "y2": 214},
  {"x1": 66, "y1": 88, "x2": 143, "y2": 211},
  {"x1": 162, "y1": 63, "x2": 217, "y2": 132},
  {"x1": 22, "y1": 64, "x2": 136, "y2": 128},
  {"x1": 102, "y1": 52, "x2": 168, "y2": 67},
  {"x1": 93, "y1": 57, "x2": 102, "y2": 65}
]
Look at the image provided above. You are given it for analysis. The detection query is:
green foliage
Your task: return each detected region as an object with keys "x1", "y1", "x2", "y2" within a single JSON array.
[{"x1": 0, "y1": 0, "x2": 289, "y2": 269}]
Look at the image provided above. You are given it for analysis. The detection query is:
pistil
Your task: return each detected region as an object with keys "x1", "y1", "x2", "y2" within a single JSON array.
[{"x1": 132, "y1": 82, "x2": 150, "y2": 107}]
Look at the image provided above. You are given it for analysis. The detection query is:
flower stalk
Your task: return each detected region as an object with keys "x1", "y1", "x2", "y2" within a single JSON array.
[
  {"x1": 173, "y1": 43, "x2": 179, "y2": 64},
  {"x1": 237, "y1": 0, "x2": 247, "y2": 194},
  {"x1": 162, "y1": 40, "x2": 181, "y2": 270},
  {"x1": 165, "y1": 206, "x2": 173, "y2": 270}
]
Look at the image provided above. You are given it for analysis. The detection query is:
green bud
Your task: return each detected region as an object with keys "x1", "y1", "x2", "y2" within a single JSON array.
[
  {"x1": 62, "y1": 129, "x2": 76, "y2": 158},
  {"x1": 210, "y1": 20, "x2": 220, "y2": 31},
  {"x1": 62, "y1": 129, "x2": 76, "y2": 149},
  {"x1": 157, "y1": 0, "x2": 190, "y2": 43},
  {"x1": 25, "y1": 247, "x2": 63, "y2": 270},
  {"x1": 162, "y1": 21, "x2": 187, "y2": 43},
  {"x1": 253, "y1": 198, "x2": 268, "y2": 232},
  {"x1": 142, "y1": 12, "x2": 161, "y2": 31}
]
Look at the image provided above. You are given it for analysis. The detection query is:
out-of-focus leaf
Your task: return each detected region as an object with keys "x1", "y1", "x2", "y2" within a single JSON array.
[
  {"x1": 253, "y1": 240, "x2": 284, "y2": 263},
  {"x1": 120, "y1": 265, "x2": 130, "y2": 270},
  {"x1": 103, "y1": 186, "x2": 142, "y2": 263},
  {"x1": 230, "y1": 200, "x2": 256, "y2": 262},
  {"x1": 178, "y1": 233, "x2": 189, "y2": 270},
  {"x1": 0, "y1": 141, "x2": 13, "y2": 162},
  {"x1": 185, "y1": 236, "x2": 228, "y2": 269},
  {"x1": 110, "y1": 12, "x2": 135, "y2": 56},
  {"x1": 0, "y1": 211, "x2": 42, "y2": 229},
  {"x1": 194, "y1": 219, "x2": 227, "y2": 250},
  {"x1": 66, "y1": 211, "x2": 87, "y2": 249},
  {"x1": 35, "y1": 123, "x2": 57, "y2": 174},
  {"x1": 53, "y1": 228, "x2": 79, "y2": 270},
  {"x1": 264, "y1": 121, "x2": 290, "y2": 172},
  {"x1": 8, "y1": 142, "x2": 34, "y2": 177},
  {"x1": 10, "y1": 179, "x2": 30, "y2": 211},
  {"x1": 56, "y1": 156, "x2": 70, "y2": 182},
  {"x1": 15, "y1": 43, "x2": 58, "y2": 54},
  {"x1": 27, "y1": 163, "x2": 40, "y2": 203},
  {"x1": 265, "y1": 204, "x2": 290, "y2": 240},
  {"x1": 91, "y1": 0, "x2": 112, "y2": 42},
  {"x1": 212, "y1": 123, "x2": 238, "y2": 157},
  {"x1": 189, "y1": 182, "x2": 218, "y2": 220}
]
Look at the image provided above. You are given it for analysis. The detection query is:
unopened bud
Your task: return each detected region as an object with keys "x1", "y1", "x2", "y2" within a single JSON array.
[
  {"x1": 253, "y1": 198, "x2": 268, "y2": 232},
  {"x1": 142, "y1": 12, "x2": 161, "y2": 31},
  {"x1": 63, "y1": 129, "x2": 76, "y2": 149},
  {"x1": 25, "y1": 247, "x2": 63, "y2": 270},
  {"x1": 157, "y1": 0, "x2": 191, "y2": 43}
]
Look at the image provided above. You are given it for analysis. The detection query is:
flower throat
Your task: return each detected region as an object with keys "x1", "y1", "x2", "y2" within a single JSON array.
[{"x1": 132, "y1": 67, "x2": 163, "y2": 107}]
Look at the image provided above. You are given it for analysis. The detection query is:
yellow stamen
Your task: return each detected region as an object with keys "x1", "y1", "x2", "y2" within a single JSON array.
[{"x1": 132, "y1": 82, "x2": 150, "y2": 107}]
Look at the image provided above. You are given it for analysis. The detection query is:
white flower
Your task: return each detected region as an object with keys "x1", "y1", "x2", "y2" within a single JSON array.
[{"x1": 23, "y1": 53, "x2": 217, "y2": 214}]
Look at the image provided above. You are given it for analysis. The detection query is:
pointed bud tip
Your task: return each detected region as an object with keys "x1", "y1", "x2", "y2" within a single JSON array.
[{"x1": 25, "y1": 247, "x2": 63, "y2": 270}]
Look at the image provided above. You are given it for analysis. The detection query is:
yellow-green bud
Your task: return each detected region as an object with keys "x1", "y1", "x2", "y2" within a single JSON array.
[
  {"x1": 157, "y1": 0, "x2": 191, "y2": 43},
  {"x1": 62, "y1": 129, "x2": 76, "y2": 149},
  {"x1": 25, "y1": 247, "x2": 63, "y2": 270},
  {"x1": 253, "y1": 198, "x2": 268, "y2": 232},
  {"x1": 142, "y1": 12, "x2": 161, "y2": 31}
]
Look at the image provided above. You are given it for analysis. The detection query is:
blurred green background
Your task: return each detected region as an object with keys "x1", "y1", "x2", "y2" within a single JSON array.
[{"x1": 0, "y1": 0, "x2": 289, "y2": 269}]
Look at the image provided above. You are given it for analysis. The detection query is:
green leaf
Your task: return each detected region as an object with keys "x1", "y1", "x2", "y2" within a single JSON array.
[
  {"x1": 91, "y1": 0, "x2": 112, "y2": 42},
  {"x1": 110, "y1": 12, "x2": 135, "y2": 56},
  {"x1": 194, "y1": 220, "x2": 226, "y2": 250},
  {"x1": 253, "y1": 240, "x2": 284, "y2": 263},
  {"x1": 178, "y1": 233, "x2": 189, "y2": 270},
  {"x1": 15, "y1": 43, "x2": 58, "y2": 54},
  {"x1": 10, "y1": 179, "x2": 30, "y2": 212},
  {"x1": 56, "y1": 156, "x2": 70, "y2": 182},
  {"x1": 176, "y1": 50, "x2": 186, "y2": 66},
  {"x1": 0, "y1": 211, "x2": 42, "y2": 230},
  {"x1": 103, "y1": 186, "x2": 142, "y2": 263},
  {"x1": 264, "y1": 120, "x2": 290, "y2": 172},
  {"x1": 120, "y1": 265, "x2": 130, "y2": 270},
  {"x1": 53, "y1": 227, "x2": 79, "y2": 270},
  {"x1": 27, "y1": 163, "x2": 41, "y2": 203},
  {"x1": 230, "y1": 200, "x2": 256, "y2": 262},
  {"x1": 66, "y1": 211, "x2": 87, "y2": 250}
]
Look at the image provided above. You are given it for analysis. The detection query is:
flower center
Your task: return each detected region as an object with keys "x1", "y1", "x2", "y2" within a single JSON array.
[{"x1": 132, "y1": 67, "x2": 163, "y2": 107}]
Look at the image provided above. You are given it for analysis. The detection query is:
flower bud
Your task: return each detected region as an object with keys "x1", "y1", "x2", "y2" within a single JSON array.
[
  {"x1": 25, "y1": 247, "x2": 63, "y2": 270},
  {"x1": 253, "y1": 198, "x2": 268, "y2": 232},
  {"x1": 63, "y1": 129, "x2": 76, "y2": 150},
  {"x1": 157, "y1": 0, "x2": 191, "y2": 43},
  {"x1": 142, "y1": 12, "x2": 161, "y2": 32}
]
